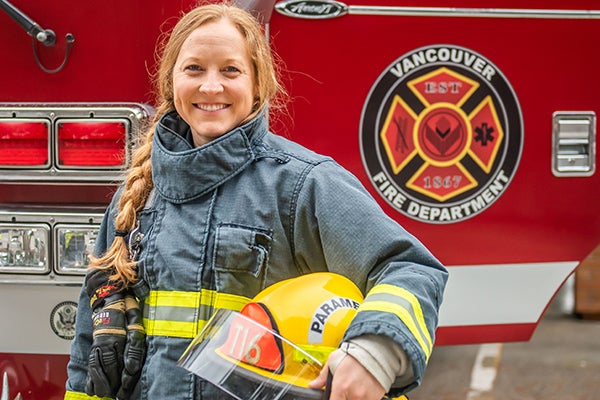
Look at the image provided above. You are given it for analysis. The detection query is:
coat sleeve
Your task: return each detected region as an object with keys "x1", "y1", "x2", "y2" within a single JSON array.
[
  {"x1": 291, "y1": 159, "x2": 448, "y2": 395},
  {"x1": 64, "y1": 192, "x2": 120, "y2": 399}
]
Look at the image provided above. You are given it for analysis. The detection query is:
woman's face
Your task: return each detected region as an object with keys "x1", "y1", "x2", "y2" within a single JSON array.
[{"x1": 173, "y1": 18, "x2": 256, "y2": 147}]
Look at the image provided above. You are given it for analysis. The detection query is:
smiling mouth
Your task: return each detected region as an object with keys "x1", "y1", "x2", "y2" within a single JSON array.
[{"x1": 196, "y1": 103, "x2": 228, "y2": 111}]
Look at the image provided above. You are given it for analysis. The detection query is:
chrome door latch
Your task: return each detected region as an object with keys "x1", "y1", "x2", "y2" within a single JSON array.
[{"x1": 552, "y1": 111, "x2": 596, "y2": 177}]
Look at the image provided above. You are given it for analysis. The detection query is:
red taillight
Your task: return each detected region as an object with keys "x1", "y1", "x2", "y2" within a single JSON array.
[
  {"x1": 57, "y1": 121, "x2": 127, "y2": 167},
  {"x1": 0, "y1": 121, "x2": 50, "y2": 166}
]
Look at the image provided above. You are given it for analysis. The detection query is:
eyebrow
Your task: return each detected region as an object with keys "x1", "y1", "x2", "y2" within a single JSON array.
[{"x1": 179, "y1": 55, "x2": 246, "y2": 65}]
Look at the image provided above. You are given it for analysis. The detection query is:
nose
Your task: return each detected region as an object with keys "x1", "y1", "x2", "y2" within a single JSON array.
[{"x1": 199, "y1": 71, "x2": 224, "y2": 94}]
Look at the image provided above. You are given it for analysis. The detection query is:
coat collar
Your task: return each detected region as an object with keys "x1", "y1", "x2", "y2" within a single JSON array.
[{"x1": 151, "y1": 111, "x2": 266, "y2": 203}]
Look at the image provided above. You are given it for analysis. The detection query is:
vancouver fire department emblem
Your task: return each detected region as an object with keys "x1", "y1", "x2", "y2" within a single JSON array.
[
  {"x1": 50, "y1": 300, "x2": 77, "y2": 340},
  {"x1": 360, "y1": 45, "x2": 522, "y2": 223}
]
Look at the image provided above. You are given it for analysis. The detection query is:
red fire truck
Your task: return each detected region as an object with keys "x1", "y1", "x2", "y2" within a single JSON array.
[{"x1": 1, "y1": 0, "x2": 598, "y2": 398}]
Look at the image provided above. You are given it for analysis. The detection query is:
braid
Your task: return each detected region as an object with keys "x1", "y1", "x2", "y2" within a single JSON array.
[{"x1": 88, "y1": 117, "x2": 158, "y2": 286}]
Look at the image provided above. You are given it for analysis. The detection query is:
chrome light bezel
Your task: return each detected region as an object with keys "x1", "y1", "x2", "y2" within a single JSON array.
[{"x1": 0, "y1": 223, "x2": 50, "y2": 274}]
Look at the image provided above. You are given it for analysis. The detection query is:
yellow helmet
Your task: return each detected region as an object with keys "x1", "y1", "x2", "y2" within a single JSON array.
[{"x1": 178, "y1": 272, "x2": 364, "y2": 399}]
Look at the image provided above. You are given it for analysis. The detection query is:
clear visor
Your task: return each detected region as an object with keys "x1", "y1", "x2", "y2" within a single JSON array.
[{"x1": 178, "y1": 308, "x2": 325, "y2": 400}]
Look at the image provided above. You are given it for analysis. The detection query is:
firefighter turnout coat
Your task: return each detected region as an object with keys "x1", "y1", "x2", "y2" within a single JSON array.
[{"x1": 65, "y1": 110, "x2": 448, "y2": 399}]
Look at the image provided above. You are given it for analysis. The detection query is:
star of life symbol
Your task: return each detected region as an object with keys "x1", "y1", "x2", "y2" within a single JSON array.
[{"x1": 360, "y1": 45, "x2": 522, "y2": 223}]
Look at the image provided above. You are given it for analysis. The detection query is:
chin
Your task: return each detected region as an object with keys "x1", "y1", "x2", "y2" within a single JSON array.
[{"x1": 191, "y1": 125, "x2": 229, "y2": 144}]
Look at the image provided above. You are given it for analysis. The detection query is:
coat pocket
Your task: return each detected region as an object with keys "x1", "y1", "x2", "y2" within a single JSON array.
[{"x1": 213, "y1": 224, "x2": 273, "y2": 291}]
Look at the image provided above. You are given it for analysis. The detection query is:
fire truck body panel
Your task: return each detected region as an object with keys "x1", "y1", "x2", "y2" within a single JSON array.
[
  {"x1": 0, "y1": 284, "x2": 79, "y2": 355},
  {"x1": 267, "y1": 0, "x2": 600, "y2": 345},
  {"x1": 1, "y1": 0, "x2": 598, "y2": 398},
  {"x1": 0, "y1": 0, "x2": 175, "y2": 103},
  {"x1": 269, "y1": 2, "x2": 599, "y2": 265}
]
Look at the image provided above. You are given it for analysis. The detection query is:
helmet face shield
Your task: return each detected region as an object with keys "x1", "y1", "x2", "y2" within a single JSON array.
[
  {"x1": 179, "y1": 273, "x2": 364, "y2": 400},
  {"x1": 178, "y1": 308, "x2": 324, "y2": 400}
]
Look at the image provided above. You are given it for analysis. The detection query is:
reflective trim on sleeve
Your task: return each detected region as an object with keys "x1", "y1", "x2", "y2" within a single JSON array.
[
  {"x1": 358, "y1": 284, "x2": 433, "y2": 361},
  {"x1": 142, "y1": 289, "x2": 250, "y2": 338},
  {"x1": 64, "y1": 390, "x2": 111, "y2": 399}
]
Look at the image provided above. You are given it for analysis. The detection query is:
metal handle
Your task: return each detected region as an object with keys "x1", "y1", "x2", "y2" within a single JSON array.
[
  {"x1": 552, "y1": 112, "x2": 596, "y2": 177},
  {"x1": 0, "y1": 0, "x2": 55, "y2": 46}
]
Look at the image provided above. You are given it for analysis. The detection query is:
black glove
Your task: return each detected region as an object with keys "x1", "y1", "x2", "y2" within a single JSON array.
[
  {"x1": 85, "y1": 269, "x2": 126, "y2": 398},
  {"x1": 117, "y1": 294, "x2": 146, "y2": 399}
]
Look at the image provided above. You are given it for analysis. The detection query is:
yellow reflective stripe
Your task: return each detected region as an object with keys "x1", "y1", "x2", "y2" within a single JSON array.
[
  {"x1": 64, "y1": 390, "x2": 111, "y2": 399},
  {"x1": 143, "y1": 289, "x2": 250, "y2": 338},
  {"x1": 144, "y1": 290, "x2": 250, "y2": 309},
  {"x1": 359, "y1": 284, "x2": 433, "y2": 361},
  {"x1": 146, "y1": 290, "x2": 201, "y2": 308},
  {"x1": 359, "y1": 301, "x2": 432, "y2": 362},
  {"x1": 214, "y1": 291, "x2": 252, "y2": 310},
  {"x1": 144, "y1": 318, "x2": 201, "y2": 338},
  {"x1": 368, "y1": 284, "x2": 432, "y2": 349},
  {"x1": 371, "y1": 284, "x2": 432, "y2": 346},
  {"x1": 143, "y1": 291, "x2": 201, "y2": 338}
]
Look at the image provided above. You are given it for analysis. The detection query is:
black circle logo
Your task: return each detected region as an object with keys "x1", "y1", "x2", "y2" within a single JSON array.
[
  {"x1": 360, "y1": 45, "x2": 523, "y2": 223},
  {"x1": 50, "y1": 300, "x2": 77, "y2": 340}
]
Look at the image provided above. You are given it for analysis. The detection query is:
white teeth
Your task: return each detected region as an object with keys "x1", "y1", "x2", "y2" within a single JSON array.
[{"x1": 198, "y1": 104, "x2": 227, "y2": 111}]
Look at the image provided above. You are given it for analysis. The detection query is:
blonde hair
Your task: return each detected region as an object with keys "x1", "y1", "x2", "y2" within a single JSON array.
[{"x1": 90, "y1": 2, "x2": 286, "y2": 285}]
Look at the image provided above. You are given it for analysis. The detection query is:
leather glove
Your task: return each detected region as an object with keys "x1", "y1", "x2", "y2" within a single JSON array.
[
  {"x1": 85, "y1": 269, "x2": 126, "y2": 398},
  {"x1": 117, "y1": 294, "x2": 146, "y2": 400}
]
